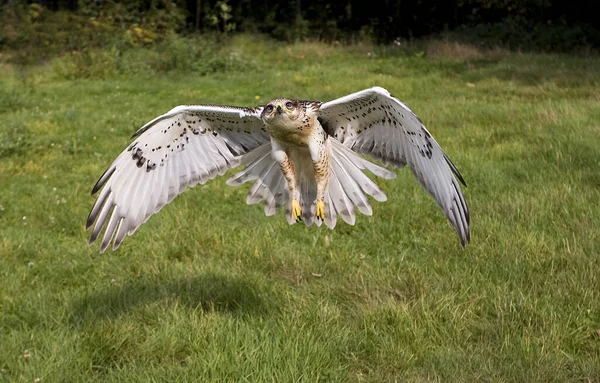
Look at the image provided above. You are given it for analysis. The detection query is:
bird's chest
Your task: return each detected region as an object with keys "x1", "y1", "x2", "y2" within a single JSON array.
[{"x1": 266, "y1": 116, "x2": 316, "y2": 147}]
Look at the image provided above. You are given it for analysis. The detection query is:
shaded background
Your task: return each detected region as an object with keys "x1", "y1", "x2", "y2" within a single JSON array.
[{"x1": 2, "y1": 0, "x2": 599, "y2": 62}]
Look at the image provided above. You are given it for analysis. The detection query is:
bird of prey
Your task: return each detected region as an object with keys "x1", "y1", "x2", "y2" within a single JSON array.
[{"x1": 87, "y1": 87, "x2": 469, "y2": 252}]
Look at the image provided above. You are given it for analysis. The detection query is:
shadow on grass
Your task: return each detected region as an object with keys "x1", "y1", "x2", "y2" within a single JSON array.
[{"x1": 70, "y1": 273, "x2": 273, "y2": 324}]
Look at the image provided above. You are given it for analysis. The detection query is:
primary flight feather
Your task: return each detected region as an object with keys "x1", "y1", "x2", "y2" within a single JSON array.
[{"x1": 87, "y1": 87, "x2": 470, "y2": 252}]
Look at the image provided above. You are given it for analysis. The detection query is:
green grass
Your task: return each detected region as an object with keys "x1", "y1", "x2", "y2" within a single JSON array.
[{"x1": 1, "y1": 36, "x2": 600, "y2": 381}]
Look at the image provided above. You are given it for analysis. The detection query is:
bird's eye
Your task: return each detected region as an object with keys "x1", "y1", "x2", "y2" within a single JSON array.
[
  {"x1": 265, "y1": 104, "x2": 274, "y2": 113},
  {"x1": 285, "y1": 102, "x2": 294, "y2": 109}
]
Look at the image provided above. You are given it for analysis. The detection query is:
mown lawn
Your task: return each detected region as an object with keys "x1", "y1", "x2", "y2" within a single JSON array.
[{"x1": 1, "y1": 36, "x2": 600, "y2": 382}]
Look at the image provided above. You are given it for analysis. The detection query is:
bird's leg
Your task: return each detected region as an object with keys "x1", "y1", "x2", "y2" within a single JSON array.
[
  {"x1": 282, "y1": 157, "x2": 302, "y2": 222},
  {"x1": 309, "y1": 136, "x2": 329, "y2": 221},
  {"x1": 271, "y1": 140, "x2": 302, "y2": 222}
]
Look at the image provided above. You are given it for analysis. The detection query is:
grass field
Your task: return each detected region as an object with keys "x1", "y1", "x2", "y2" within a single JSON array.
[{"x1": 1, "y1": 36, "x2": 600, "y2": 381}]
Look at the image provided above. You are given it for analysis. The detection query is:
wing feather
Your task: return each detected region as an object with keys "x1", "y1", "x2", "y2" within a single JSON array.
[
  {"x1": 87, "y1": 104, "x2": 268, "y2": 252},
  {"x1": 327, "y1": 168, "x2": 356, "y2": 225},
  {"x1": 318, "y1": 87, "x2": 469, "y2": 247},
  {"x1": 329, "y1": 150, "x2": 372, "y2": 216}
]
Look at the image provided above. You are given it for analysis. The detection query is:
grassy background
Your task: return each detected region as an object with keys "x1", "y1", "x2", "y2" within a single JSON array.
[{"x1": 1, "y1": 36, "x2": 600, "y2": 381}]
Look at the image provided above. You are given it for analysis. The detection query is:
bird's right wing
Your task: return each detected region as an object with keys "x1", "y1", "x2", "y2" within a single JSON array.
[
  {"x1": 87, "y1": 104, "x2": 269, "y2": 252},
  {"x1": 318, "y1": 87, "x2": 469, "y2": 247}
]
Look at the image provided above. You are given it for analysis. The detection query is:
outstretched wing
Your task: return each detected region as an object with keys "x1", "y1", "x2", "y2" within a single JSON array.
[
  {"x1": 317, "y1": 87, "x2": 470, "y2": 247},
  {"x1": 87, "y1": 104, "x2": 268, "y2": 252}
]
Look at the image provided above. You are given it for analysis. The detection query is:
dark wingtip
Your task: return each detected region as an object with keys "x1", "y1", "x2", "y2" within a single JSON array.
[
  {"x1": 88, "y1": 225, "x2": 100, "y2": 244},
  {"x1": 132, "y1": 123, "x2": 150, "y2": 138},
  {"x1": 456, "y1": 172, "x2": 467, "y2": 188},
  {"x1": 91, "y1": 167, "x2": 115, "y2": 195},
  {"x1": 462, "y1": 221, "x2": 472, "y2": 249},
  {"x1": 86, "y1": 208, "x2": 99, "y2": 231},
  {"x1": 461, "y1": 232, "x2": 471, "y2": 250},
  {"x1": 131, "y1": 128, "x2": 145, "y2": 139},
  {"x1": 132, "y1": 113, "x2": 170, "y2": 138},
  {"x1": 444, "y1": 154, "x2": 467, "y2": 187}
]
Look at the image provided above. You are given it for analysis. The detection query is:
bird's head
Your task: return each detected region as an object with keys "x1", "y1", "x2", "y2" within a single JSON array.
[{"x1": 260, "y1": 99, "x2": 304, "y2": 128}]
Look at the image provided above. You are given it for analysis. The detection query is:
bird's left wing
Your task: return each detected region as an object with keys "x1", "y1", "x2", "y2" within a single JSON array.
[
  {"x1": 87, "y1": 104, "x2": 268, "y2": 252},
  {"x1": 317, "y1": 87, "x2": 469, "y2": 247}
]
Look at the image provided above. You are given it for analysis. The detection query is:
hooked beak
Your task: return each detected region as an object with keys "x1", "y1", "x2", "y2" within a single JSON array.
[{"x1": 275, "y1": 103, "x2": 282, "y2": 114}]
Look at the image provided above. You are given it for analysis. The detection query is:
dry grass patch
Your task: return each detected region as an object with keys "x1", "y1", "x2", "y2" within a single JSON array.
[{"x1": 427, "y1": 39, "x2": 512, "y2": 61}]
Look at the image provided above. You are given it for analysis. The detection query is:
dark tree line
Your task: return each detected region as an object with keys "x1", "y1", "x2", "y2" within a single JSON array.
[{"x1": 4, "y1": 0, "x2": 599, "y2": 50}]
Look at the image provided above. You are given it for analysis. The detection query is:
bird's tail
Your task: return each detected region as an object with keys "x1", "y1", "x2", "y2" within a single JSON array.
[{"x1": 226, "y1": 139, "x2": 396, "y2": 228}]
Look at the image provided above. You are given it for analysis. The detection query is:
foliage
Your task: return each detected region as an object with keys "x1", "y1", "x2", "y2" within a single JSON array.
[
  {"x1": 453, "y1": 16, "x2": 600, "y2": 52},
  {"x1": 204, "y1": 1, "x2": 236, "y2": 35},
  {"x1": 0, "y1": 0, "x2": 257, "y2": 79},
  {"x1": 2, "y1": 0, "x2": 599, "y2": 59},
  {"x1": 0, "y1": 3, "x2": 122, "y2": 65},
  {"x1": 1, "y1": 37, "x2": 600, "y2": 381},
  {"x1": 0, "y1": 0, "x2": 188, "y2": 65},
  {"x1": 77, "y1": 0, "x2": 187, "y2": 40},
  {"x1": 50, "y1": 35, "x2": 257, "y2": 80}
]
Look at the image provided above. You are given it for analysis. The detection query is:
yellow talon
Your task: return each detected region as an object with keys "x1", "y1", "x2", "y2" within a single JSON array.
[
  {"x1": 316, "y1": 200, "x2": 325, "y2": 221},
  {"x1": 292, "y1": 199, "x2": 302, "y2": 222}
]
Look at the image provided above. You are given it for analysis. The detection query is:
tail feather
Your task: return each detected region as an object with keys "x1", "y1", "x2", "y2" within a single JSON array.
[
  {"x1": 226, "y1": 144, "x2": 272, "y2": 186},
  {"x1": 262, "y1": 168, "x2": 285, "y2": 216},
  {"x1": 245, "y1": 161, "x2": 279, "y2": 205},
  {"x1": 331, "y1": 138, "x2": 396, "y2": 179},
  {"x1": 299, "y1": 175, "x2": 317, "y2": 226},
  {"x1": 323, "y1": 190, "x2": 337, "y2": 229},
  {"x1": 327, "y1": 168, "x2": 356, "y2": 225},
  {"x1": 329, "y1": 149, "x2": 372, "y2": 216},
  {"x1": 227, "y1": 138, "x2": 395, "y2": 228}
]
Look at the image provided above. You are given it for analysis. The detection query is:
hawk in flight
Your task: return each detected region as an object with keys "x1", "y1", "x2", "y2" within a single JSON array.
[{"x1": 87, "y1": 87, "x2": 469, "y2": 252}]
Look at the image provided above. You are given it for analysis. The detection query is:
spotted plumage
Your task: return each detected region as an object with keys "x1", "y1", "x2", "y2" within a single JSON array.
[{"x1": 87, "y1": 87, "x2": 469, "y2": 252}]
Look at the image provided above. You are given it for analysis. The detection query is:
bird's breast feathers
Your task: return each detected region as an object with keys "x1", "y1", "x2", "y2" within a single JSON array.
[{"x1": 266, "y1": 114, "x2": 318, "y2": 147}]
